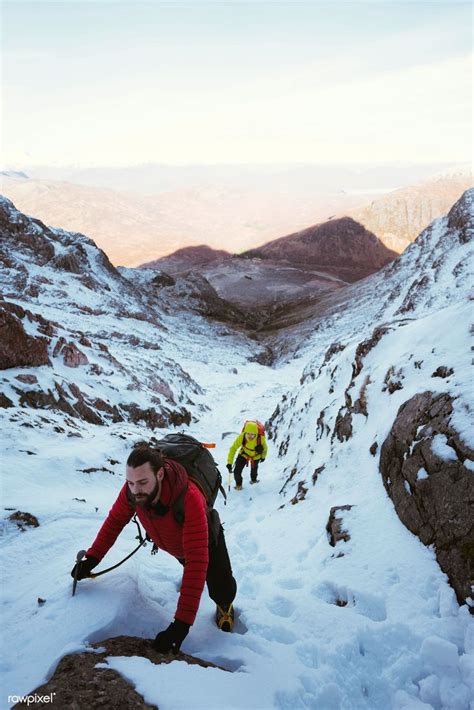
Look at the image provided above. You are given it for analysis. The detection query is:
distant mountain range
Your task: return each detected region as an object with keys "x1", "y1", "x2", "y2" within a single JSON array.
[{"x1": 0, "y1": 166, "x2": 471, "y2": 268}]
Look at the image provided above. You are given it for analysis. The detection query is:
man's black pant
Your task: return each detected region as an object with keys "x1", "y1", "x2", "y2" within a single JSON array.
[
  {"x1": 233, "y1": 454, "x2": 259, "y2": 486},
  {"x1": 179, "y1": 511, "x2": 237, "y2": 610}
]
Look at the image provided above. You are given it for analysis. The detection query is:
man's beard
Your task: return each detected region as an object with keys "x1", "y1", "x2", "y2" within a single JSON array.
[{"x1": 131, "y1": 478, "x2": 160, "y2": 509}]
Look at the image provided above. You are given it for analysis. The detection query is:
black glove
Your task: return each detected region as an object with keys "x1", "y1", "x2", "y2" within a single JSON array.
[
  {"x1": 70, "y1": 555, "x2": 100, "y2": 580},
  {"x1": 152, "y1": 619, "x2": 190, "y2": 654},
  {"x1": 259, "y1": 458, "x2": 265, "y2": 464},
  {"x1": 226, "y1": 463, "x2": 232, "y2": 472}
]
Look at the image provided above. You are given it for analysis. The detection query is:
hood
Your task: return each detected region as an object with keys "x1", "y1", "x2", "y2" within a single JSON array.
[{"x1": 244, "y1": 421, "x2": 258, "y2": 435}]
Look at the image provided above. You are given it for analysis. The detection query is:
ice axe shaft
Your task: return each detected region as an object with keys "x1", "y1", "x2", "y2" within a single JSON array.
[{"x1": 72, "y1": 549, "x2": 87, "y2": 597}]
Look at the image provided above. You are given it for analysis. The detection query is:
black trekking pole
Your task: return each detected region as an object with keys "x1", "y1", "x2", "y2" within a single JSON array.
[{"x1": 72, "y1": 549, "x2": 86, "y2": 597}]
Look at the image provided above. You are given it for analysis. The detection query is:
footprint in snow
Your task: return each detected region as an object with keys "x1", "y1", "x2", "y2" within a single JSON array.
[
  {"x1": 295, "y1": 641, "x2": 320, "y2": 669},
  {"x1": 252, "y1": 623, "x2": 298, "y2": 645},
  {"x1": 312, "y1": 581, "x2": 387, "y2": 622},
  {"x1": 265, "y1": 595, "x2": 296, "y2": 618},
  {"x1": 276, "y1": 577, "x2": 304, "y2": 591},
  {"x1": 237, "y1": 537, "x2": 259, "y2": 556}
]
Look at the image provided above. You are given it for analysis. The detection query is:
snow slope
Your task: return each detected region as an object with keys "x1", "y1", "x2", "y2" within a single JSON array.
[{"x1": 1, "y1": 192, "x2": 473, "y2": 709}]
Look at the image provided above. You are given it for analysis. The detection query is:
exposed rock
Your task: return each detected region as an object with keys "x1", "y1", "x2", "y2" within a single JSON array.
[
  {"x1": 333, "y1": 407, "x2": 353, "y2": 442},
  {"x1": 248, "y1": 347, "x2": 275, "y2": 366},
  {"x1": 395, "y1": 275, "x2": 431, "y2": 315},
  {"x1": 73, "y1": 399, "x2": 103, "y2": 425},
  {"x1": 316, "y1": 409, "x2": 330, "y2": 439},
  {"x1": 14, "y1": 635, "x2": 226, "y2": 710},
  {"x1": 52, "y1": 336, "x2": 67, "y2": 358},
  {"x1": 382, "y1": 366, "x2": 404, "y2": 394},
  {"x1": 50, "y1": 251, "x2": 82, "y2": 273},
  {"x1": 18, "y1": 385, "x2": 76, "y2": 417},
  {"x1": 53, "y1": 338, "x2": 89, "y2": 367},
  {"x1": 92, "y1": 398, "x2": 124, "y2": 422},
  {"x1": 0, "y1": 392, "x2": 14, "y2": 407},
  {"x1": 0, "y1": 305, "x2": 51, "y2": 369},
  {"x1": 0, "y1": 197, "x2": 55, "y2": 265},
  {"x1": 121, "y1": 403, "x2": 192, "y2": 430},
  {"x1": 8, "y1": 511, "x2": 39, "y2": 528},
  {"x1": 291, "y1": 481, "x2": 308, "y2": 504},
  {"x1": 380, "y1": 391, "x2": 474, "y2": 608},
  {"x1": 370, "y1": 442, "x2": 378, "y2": 456},
  {"x1": 432, "y1": 366, "x2": 454, "y2": 378},
  {"x1": 278, "y1": 465, "x2": 298, "y2": 495},
  {"x1": 62, "y1": 343, "x2": 89, "y2": 368},
  {"x1": 446, "y1": 188, "x2": 474, "y2": 244},
  {"x1": 322, "y1": 342, "x2": 347, "y2": 367},
  {"x1": 312, "y1": 464, "x2": 325, "y2": 485},
  {"x1": 78, "y1": 334, "x2": 92, "y2": 347},
  {"x1": 326, "y1": 505, "x2": 353, "y2": 546},
  {"x1": 152, "y1": 271, "x2": 176, "y2": 287},
  {"x1": 146, "y1": 375, "x2": 175, "y2": 403},
  {"x1": 352, "y1": 325, "x2": 390, "y2": 379},
  {"x1": 15, "y1": 374, "x2": 38, "y2": 384}
]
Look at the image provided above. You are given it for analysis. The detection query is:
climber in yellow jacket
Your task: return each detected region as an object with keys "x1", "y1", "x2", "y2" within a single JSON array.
[{"x1": 226, "y1": 421, "x2": 268, "y2": 490}]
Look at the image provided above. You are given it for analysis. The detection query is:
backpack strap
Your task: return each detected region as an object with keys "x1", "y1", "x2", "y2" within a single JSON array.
[{"x1": 171, "y1": 485, "x2": 187, "y2": 525}]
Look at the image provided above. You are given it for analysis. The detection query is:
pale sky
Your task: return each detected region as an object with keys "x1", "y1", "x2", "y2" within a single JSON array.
[{"x1": 1, "y1": 0, "x2": 472, "y2": 167}]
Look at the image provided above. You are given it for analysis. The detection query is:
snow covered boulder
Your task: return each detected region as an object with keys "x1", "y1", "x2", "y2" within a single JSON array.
[{"x1": 380, "y1": 391, "x2": 474, "y2": 609}]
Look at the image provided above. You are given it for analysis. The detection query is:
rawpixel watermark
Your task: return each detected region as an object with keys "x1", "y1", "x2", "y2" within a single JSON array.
[{"x1": 8, "y1": 693, "x2": 56, "y2": 705}]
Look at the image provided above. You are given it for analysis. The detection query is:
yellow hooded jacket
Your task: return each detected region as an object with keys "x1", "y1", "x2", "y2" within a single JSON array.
[{"x1": 227, "y1": 421, "x2": 268, "y2": 465}]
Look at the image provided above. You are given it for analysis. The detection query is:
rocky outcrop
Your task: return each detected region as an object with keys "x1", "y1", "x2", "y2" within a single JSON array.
[
  {"x1": 380, "y1": 392, "x2": 474, "y2": 608},
  {"x1": 121, "y1": 403, "x2": 192, "y2": 429},
  {"x1": 14, "y1": 635, "x2": 226, "y2": 709},
  {"x1": 8, "y1": 511, "x2": 39, "y2": 529},
  {"x1": 326, "y1": 506, "x2": 353, "y2": 546},
  {"x1": 0, "y1": 305, "x2": 51, "y2": 369},
  {"x1": 53, "y1": 338, "x2": 89, "y2": 367}
]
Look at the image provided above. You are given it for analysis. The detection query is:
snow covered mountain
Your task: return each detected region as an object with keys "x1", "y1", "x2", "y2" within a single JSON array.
[{"x1": 1, "y1": 191, "x2": 473, "y2": 709}]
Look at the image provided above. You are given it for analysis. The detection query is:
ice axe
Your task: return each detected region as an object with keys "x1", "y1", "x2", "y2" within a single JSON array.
[{"x1": 72, "y1": 549, "x2": 87, "y2": 597}]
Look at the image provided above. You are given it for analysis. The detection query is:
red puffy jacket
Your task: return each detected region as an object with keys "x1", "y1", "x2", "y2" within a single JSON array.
[{"x1": 86, "y1": 460, "x2": 208, "y2": 625}]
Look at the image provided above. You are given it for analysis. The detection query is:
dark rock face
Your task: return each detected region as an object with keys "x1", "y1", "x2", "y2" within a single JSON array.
[
  {"x1": 380, "y1": 392, "x2": 474, "y2": 608},
  {"x1": 121, "y1": 403, "x2": 192, "y2": 429},
  {"x1": 0, "y1": 305, "x2": 51, "y2": 369},
  {"x1": 327, "y1": 505, "x2": 353, "y2": 546},
  {"x1": 8, "y1": 511, "x2": 40, "y2": 528},
  {"x1": 14, "y1": 635, "x2": 225, "y2": 709},
  {"x1": 241, "y1": 217, "x2": 397, "y2": 282},
  {"x1": 446, "y1": 188, "x2": 474, "y2": 244}
]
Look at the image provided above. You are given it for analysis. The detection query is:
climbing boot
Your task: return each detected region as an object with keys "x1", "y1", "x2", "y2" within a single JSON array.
[
  {"x1": 234, "y1": 484, "x2": 242, "y2": 491},
  {"x1": 216, "y1": 603, "x2": 234, "y2": 632},
  {"x1": 250, "y1": 478, "x2": 259, "y2": 484}
]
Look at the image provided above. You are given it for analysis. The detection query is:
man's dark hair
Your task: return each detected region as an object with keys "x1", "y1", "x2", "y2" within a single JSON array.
[{"x1": 127, "y1": 444, "x2": 165, "y2": 474}]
